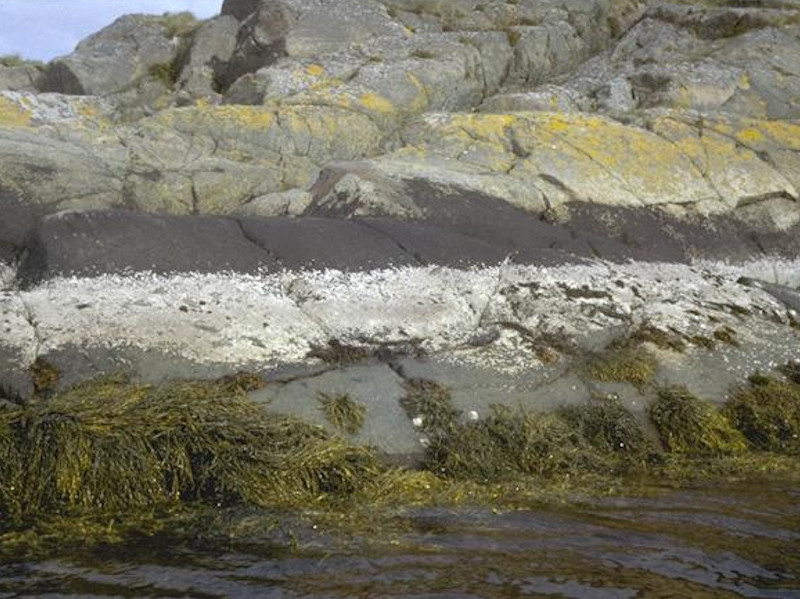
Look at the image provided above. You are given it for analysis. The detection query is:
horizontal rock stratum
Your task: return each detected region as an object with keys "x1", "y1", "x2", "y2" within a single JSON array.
[{"x1": 1, "y1": 0, "x2": 799, "y2": 457}]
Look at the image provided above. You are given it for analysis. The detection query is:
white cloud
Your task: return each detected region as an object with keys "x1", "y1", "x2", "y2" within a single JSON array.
[{"x1": 0, "y1": 0, "x2": 221, "y2": 61}]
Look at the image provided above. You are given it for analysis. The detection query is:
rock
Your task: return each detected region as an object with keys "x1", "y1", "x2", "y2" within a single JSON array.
[
  {"x1": 39, "y1": 14, "x2": 180, "y2": 95},
  {"x1": 17, "y1": 210, "x2": 277, "y2": 286},
  {"x1": 221, "y1": 0, "x2": 262, "y2": 22},
  {"x1": 551, "y1": 5, "x2": 800, "y2": 119},
  {"x1": 0, "y1": 101, "x2": 384, "y2": 216},
  {"x1": 2, "y1": 0, "x2": 800, "y2": 422},
  {"x1": 305, "y1": 111, "x2": 800, "y2": 224},
  {"x1": 233, "y1": 189, "x2": 313, "y2": 217},
  {"x1": 237, "y1": 217, "x2": 417, "y2": 270},
  {"x1": 0, "y1": 291, "x2": 36, "y2": 400},
  {"x1": 481, "y1": 86, "x2": 584, "y2": 113},
  {"x1": 251, "y1": 363, "x2": 422, "y2": 460},
  {"x1": 219, "y1": 0, "x2": 405, "y2": 90},
  {"x1": 4, "y1": 258, "x2": 798, "y2": 412},
  {"x1": 507, "y1": 22, "x2": 590, "y2": 85},
  {"x1": 0, "y1": 186, "x2": 40, "y2": 263},
  {"x1": 177, "y1": 15, "x2": 240, "y2": 96},
  {"x1": 0, "y1": 64, "x2": 42, "y2": 92}
]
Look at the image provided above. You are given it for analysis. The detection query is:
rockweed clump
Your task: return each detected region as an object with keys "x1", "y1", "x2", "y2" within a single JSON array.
[
  {"x1": 649, "y1": 386, "x2": 747, "y2": 455},
  {"x1": 724, "y1": 373, "x2": 800, "y2": 453}
]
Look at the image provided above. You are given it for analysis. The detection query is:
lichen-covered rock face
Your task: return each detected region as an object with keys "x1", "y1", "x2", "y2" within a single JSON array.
[{"x1": 1, "y1": 0, "x2": 799, "y2": 443}]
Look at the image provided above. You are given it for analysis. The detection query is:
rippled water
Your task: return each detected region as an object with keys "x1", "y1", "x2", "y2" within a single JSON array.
[{"x1": 2, "y1": 481, "x2": 799, "y2": 598}]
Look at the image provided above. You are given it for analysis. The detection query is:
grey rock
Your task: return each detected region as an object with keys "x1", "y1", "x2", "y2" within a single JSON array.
[
  {"x1": 237, "y1": 217, "x2": 417, "y2": 270},
  {"x1": 220, "y1": 0, "x2": 405, "y2": 91},
  {"x1": 177, "y1": 15, "x2": 239, "y2": 96},
  {"x1": 224, "y1": 56, "x2": 361, "y2": 105},
  {"x1": 39, "y1": 14, "x2": 178, "y2": 96},
  {"x1": 508, "y1": 22, "x2": 588, "y2": 85},
  {"x1": 251, "y1": 363, "x2": 422, "y2": 460},
  {"x1": 17, "y1": 210, "x2": 278, "y2": 286},
  {"x1": 0, "y1": 186, "x2": 40, "y2": 263},
  {"x1": 552, "y1": 6, "x2": 800, "y2": 119},
  {"x1": 0, "y1": 64, "x2": 42, "y2": 92},
  {"x1": 480, "y1": 85, "x2": 583, "y2": 112},
  {"x1": 233, "y1": 189, "x2": 313, "y2": 217}
]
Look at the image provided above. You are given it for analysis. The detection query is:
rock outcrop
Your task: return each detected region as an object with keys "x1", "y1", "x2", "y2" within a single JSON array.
[{"x1": 1, "y1": 0, "x2": 799, "y2": 458}]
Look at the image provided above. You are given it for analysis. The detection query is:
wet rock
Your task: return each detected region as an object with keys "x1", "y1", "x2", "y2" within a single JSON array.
[
  {"x1": 237, "y1": 217, "x2": 417, "y2": 270},
  {"x1": 17, "y1": 210, "x2": 278, "y2": 286},
  {"x1": 251, "y1": 363, "x2": 421, "y2": 460}
]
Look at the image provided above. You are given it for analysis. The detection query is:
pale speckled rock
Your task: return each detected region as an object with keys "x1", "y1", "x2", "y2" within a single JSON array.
[
  {"x1": 250, "y1": 363, "x2": 421, "y2": 458},
  {"x1": 1, "y1": 260, "x2": 798, "y2": 410}
]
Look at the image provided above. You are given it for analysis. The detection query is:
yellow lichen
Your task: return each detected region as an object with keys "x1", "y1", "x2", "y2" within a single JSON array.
[
  {"x1": 736, "y1": 127, "x2": 765, "y2": 144},
  {"x1": 305, "y1": 64, "x2": 326, "y2": 77},
  {"x1": 0, "y1": 95, "x2": 31, "y2": 128},
  {"x1": 358, "y1": 92, "x2": 394, "y2": 114}
]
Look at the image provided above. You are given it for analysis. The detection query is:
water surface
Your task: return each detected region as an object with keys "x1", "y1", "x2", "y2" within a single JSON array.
[{"x1": 1, "y1": 480, "x2": 799, "y2": 598}]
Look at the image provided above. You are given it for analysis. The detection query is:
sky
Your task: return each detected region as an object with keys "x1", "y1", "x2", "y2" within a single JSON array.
[{"x1": 0, "y1": 0, "x2": 221, "y2": 61}]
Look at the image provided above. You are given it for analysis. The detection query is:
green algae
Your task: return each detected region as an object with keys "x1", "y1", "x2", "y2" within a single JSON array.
[
  {"x1": 559, "y1": 397, "x2": 654, "y2": 457},
  {"x1": 585, "y1": 346, "x2": 658, "y2": 389},
  {"x1": 400, "y1": 381, "x2": 654, "y2": 482},
  {"x1": 779, "y1": 361, "x2": 800, "y2": 384},
  {"x1": 724, "y1": 373, "x2": 800, "y2": 452},
  {"x1": 318, "y1": 393, "x2": 366, "y2": 434},
  {"x1": 624, "y1": 325, "x2": 687, "y2": 352},
  {"x1": 3, "y1": 371, "x2": 800, "y2": 561},
  {"x1": 29, "y1": 357, "x2": 59, "y2": 399},
  {"x1": 649, "y1": 386, "x2": 747, "y2": 455},
  {"x1": 399, "y1": 378, "x2": 460, "y2": 437},
  {"x1": 713, "y1": 326, "x2": 739, "y2": 346},
  {"x1": 308, "y1": 339, "x2": 371, "y2": 366},
  {"x1": 0, "y1": 374, "x2": 381, "y2": 523}
]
